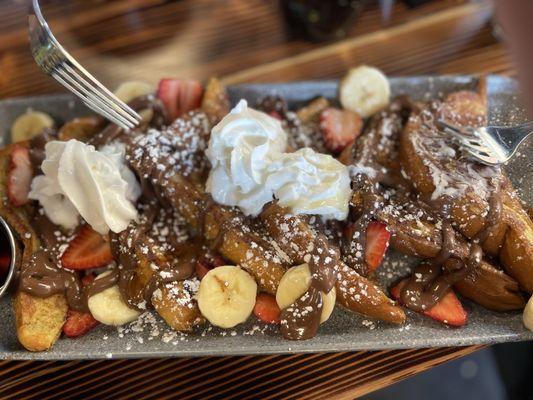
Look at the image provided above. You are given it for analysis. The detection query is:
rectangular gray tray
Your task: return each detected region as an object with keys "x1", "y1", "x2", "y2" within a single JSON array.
[{"x1": 0, "y1": 76, "x2": 531, "y2": 359}]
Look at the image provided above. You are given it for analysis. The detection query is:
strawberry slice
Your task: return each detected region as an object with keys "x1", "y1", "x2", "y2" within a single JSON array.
[
  {"x1": 268, "y1": 110, "x2": 283, "y2": 121},
  {"x1": 391, "y1": 279, "x2": 467, "y2": 327},
  {"x1": 195, "y1": 259, "x2": 211, "y2": 280},
  {"x1": 156, "y1": 79, "x2": 203, "y2": 121},
  {"x1": 63, "y1": 310, "x2": 100, "y2": 338},
  {"x1": 365, "y1": 221, "x2": 391, "y2": 272},
  {"x1": 63, "y1": 274, "x2": 99, "y2": 338},
  {"x1": 195, "y1": 254, "x2": 225, "y2": 280},
  {"x1": 253, "y1": 293, "x2": 281, "y2": 324},
  {"x1": 7, "y1": 146, "x2": 32, "y2": 206},
  {"x1": 319, "y1": 107, "x2": 363, "y2": 153},
  {"x1": 61, "y1": 225, "x2": 113, "y2": 270},
  {"x1": 81, "y1": 274, "x2": 95, "y2": 286}
]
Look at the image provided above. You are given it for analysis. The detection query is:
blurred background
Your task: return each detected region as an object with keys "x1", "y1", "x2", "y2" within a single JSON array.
[
  {"x1": 0, "y1": 0, "x2": 514, "y2": 98},
  {"x1": 363, "y1": 343, "x2": 533, "y2": 400},
  {"x1": 0, "y1": 0, "x2": 531, "y2": 399}
]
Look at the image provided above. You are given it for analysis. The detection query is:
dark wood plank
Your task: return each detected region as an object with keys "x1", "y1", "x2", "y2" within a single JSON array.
[{"x1": 0, "y1": 347, "x2": 481, "y2": 400}]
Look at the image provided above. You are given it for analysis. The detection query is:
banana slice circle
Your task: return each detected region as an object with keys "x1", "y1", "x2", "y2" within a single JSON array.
[
  {"x1": 197, "y1": 265, "x2": 257, "y2": 328},
  {"x1": 87, "y1": 271, "x2": 141, "y2": 326},
  {"x1": 275, "y1": 263, "x2": 336, "y2": 324},
  {"x1": 339, "y1": 65, "x2": 390, "y2": 118},
  {"x1": 114, "y1": 81, "x2": 154, "y2": 103},
  {"x1": 11, "y1": 110, "x2": 55, "y2": 143}
]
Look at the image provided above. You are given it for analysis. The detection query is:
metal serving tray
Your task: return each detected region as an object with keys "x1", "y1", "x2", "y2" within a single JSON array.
[{"x1": 0, "y1": 76, "x2": 531, "y2": 360}]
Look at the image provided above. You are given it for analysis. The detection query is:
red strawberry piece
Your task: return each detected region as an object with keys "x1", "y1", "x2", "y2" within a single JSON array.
[
  {"x1": 365, "y1": 221, "x2": 391, "y2": 272},
  {"x1": 63, "y1": 310, "x2": 99, "y2": 338},
  {"x1": 156, "y1": 79, "x2": 203, "y2": 121},
  {"x1": 195, "y1": 254, "x2": 225, "y2": 280},
  {"x1": 253, "y1": 293, "x2": 281, "y2": 324},
  {"x1": 195, "y1": 259, "x2": 211, "y2": 280},
  {"x1": 63, "y1": 273, "x2": 99, "y2": 338},
  {"x1": 7, "y1": 146, "x2": 32, "y2": 206},
  {"x1": 320, "y1": 107, "x2": 363, "y2": 153},
  {"x1": 81, "y1": 273, "x2": 96, "y2": 286},
  {"x1": 61, "y1": 226, "x2": 114, "y2": 270},
  {"x1": 268, "y1": 110, "x2": 283, "y2": 120},
  {"x1": 391, "y1": 279, "x2": 467, "y2": 327}
]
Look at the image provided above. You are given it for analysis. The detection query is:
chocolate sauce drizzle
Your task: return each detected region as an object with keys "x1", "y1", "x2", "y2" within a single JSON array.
[
  {"x1": 399, "y1": 222, "x2": 483, "y2": 312},
  {"x1": 109, "y1": 204, "x2": 197, "y2": 310},
  {"x1": 20, "y1": 250, "x2": 87, "y2": 312},
  {"x1": 398, "y1": 169, "x2": 502, "y2": 312},
  {"x1": 280, "y1": 284, "x2": 323, "y2": 340},
  {"x1": 280, "y1": 233, "x2": 338, "y2": 340}
]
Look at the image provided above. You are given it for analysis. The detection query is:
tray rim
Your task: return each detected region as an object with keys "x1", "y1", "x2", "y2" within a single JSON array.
[
  {"x1": 0, "y1": 74, "x2": 531, "y2": 360},
  {"x1": 0, "y1": 74, "x2": 518, "y2": 104}
]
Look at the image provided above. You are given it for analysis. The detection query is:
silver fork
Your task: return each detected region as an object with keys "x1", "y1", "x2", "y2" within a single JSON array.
[
  {"x1": 28, "y1": 0, "x2": 141, "y2": 130},
  {"x1": 437, "y1": 119, "x2": 533, "y2": 165}
]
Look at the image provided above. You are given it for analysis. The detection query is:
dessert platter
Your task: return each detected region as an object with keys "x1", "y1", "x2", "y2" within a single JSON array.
[{"x1": 0, "y1": 67, "x2": 531, "y2": 359}]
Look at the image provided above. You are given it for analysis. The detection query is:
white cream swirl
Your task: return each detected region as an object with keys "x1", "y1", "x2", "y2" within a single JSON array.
[
  {"x1": 265, "y1": 148, "x2": 351, "y2": 220},
  {"x1": 206, "y1": 99, "x2": 287, "y2": 216},
  {"x1": 28, "y1": 139, "x2": 140, "y2": 234}
]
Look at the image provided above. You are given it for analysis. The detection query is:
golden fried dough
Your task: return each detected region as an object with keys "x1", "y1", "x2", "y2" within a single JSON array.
[
  {"x1": 152, "y1": 282, "x2": 204, "y2": 332},
  {"x1": 260, "y1": 203, "x2": 406, "y2": 324},
  {"x1": 203, "y1": 207, "x2": 287, "y2": 295},
  {"x1": 201, "y1": 77, "x2": 230, "y2": 125},
  {"x1": 455, "y1": 261, "x2": 526, "y2": 311},
  {"x1": 399, "y1": 84, "x2": 533, "y2": 293},
  {"x1": 13, "y1": 292, "x2": 67, "y2": 352}
]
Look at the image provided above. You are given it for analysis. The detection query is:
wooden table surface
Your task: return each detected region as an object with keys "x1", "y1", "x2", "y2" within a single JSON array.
[{"x1": 0, "y1": 0, "x2": 513, "y2": 399}]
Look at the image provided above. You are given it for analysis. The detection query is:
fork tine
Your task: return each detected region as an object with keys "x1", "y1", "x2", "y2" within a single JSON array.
[
  {"x1": 463, "y1": 148, "x2": 501, "y2": 165},
  {"x1": 438, "y1": 119, "x2": 479, "y2": 139},
  {"x1": 61, "y1": 62, "x2": 140, "y2": 126},
  {"x1": 62, "y1": 55, "x2": 141, "y2": 122},
  {"x1": 46, "y1": 33, "x2": 141, "y2": 124},
  {"x1": 54, "y1": 81, "x2": 132, "y2": 129},
  {"x1": 30, "y1": 0, "x2": 141, "y2": 130},
  {"x1": 437, "y1": 119, "x2": 465, "y2": 135},
  {"x1": 440, "y1": 126, "x2": 473, "y2": 143},
  {"x1": 437, "y1": 119, "x2": 505, "y2": 165},
  {"x1": 446, "y1": 131, "x2": 497, "y2": 154},
  {"x1": 439, "y1": 126, "x2": 491, "y2": 151},
  {"x1": 53, "y1": 68, "x2": 135, "y2": 130},
  {"x1": 53, "y1": 71, "x2": 134, "y2": 129},
  {"x1": 43, "y1": 38, "x2": 140, "y2": 126},
  {"x1": 45, "y1": 50, "x2": 137, "y2": 129}
]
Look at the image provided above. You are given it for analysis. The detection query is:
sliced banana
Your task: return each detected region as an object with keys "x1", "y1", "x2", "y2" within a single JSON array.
[
  {"x1": 197, "y1": 265, "x2": 257, "y2": 328},
  {"x1": 276, "y1": 263, "x2": 336, "y2": 324},
  {"x1": 524, "y1": 295, "x2": 533, "y2": 331},
  {"x1": 87, "y1": 271, "x2": 141, "y2": 326},
  {"x1": 113, "y1": 81, "x2": 154, "y2": 103},
  {"x1": 339, "y1": 65, "x2": 390, "y2": 118},
  {"x1": 11, "y1": 110, "x2": 55, "y2": 143}
]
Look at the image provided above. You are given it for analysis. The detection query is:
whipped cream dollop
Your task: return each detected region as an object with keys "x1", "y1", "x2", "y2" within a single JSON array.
[
  {"x1": 206, "y1": 99, "x2": 287, "y2": 216},
  {"x1": 29, "y1": 139, "x2": 141, "y2": 234},
  {"x1": 266, "y1": 148, "x2": 351, "y2": 220}
]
